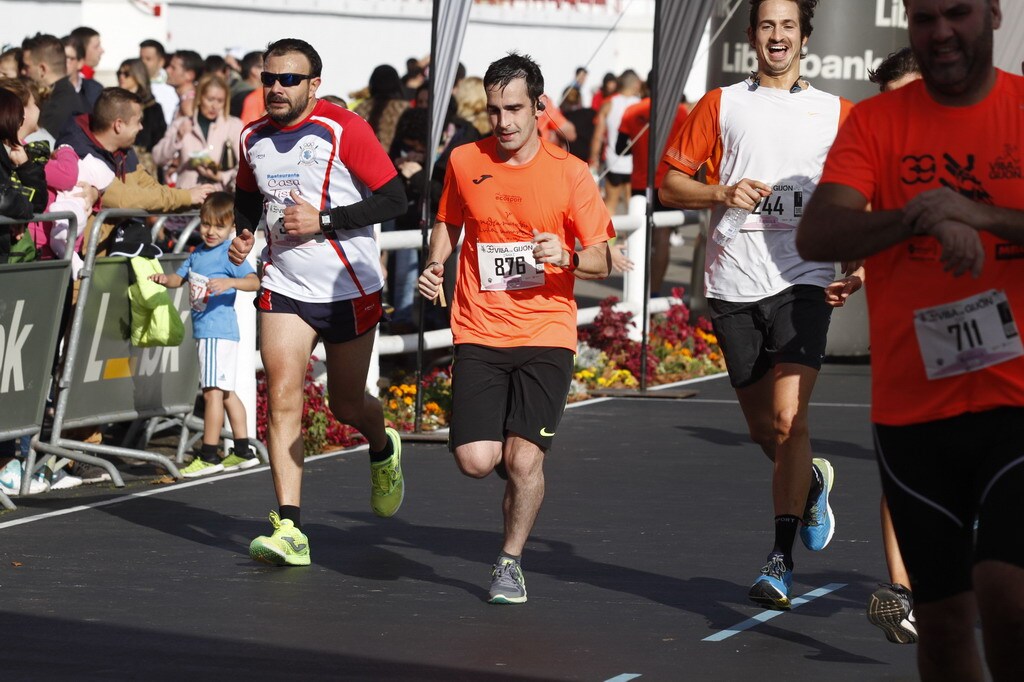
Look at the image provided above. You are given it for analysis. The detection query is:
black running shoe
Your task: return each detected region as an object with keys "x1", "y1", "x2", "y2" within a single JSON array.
[{"x1": 867, "y1": 582, "x2": 917, "y2": 644}]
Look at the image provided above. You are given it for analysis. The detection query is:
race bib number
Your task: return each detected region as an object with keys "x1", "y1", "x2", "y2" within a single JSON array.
[
  {"x1": 913, "y1": 289, "x2": 1023, "y2": 380},
  {"x1": 188, "y1": 271, "x2": 210, "y2": 312},
  {"x1": 266, "y1": 201, "x2": 288, "y2": 239},
  {"x1": 749, "y1": 184, "x2": 807, "y2": 230},
  {"x1": 477, "y1": 241, "x2": 545, "y2": 291}
]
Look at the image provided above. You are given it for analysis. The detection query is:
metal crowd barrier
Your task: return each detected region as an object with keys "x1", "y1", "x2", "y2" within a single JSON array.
[{"x1": 0, "y1": 212, "x2": 79, "y2": 505}]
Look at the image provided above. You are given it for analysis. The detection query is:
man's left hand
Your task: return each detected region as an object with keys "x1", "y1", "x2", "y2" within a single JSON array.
[{"x1": 283, "y1": 189, "x2": 322, "y2": 236}]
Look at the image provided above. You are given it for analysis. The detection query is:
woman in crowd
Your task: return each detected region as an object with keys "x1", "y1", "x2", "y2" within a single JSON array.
[
  {"x1": 116, "y1": 58, "x2": 167, "y2": 177},
  {"x1": 152, "y1": 73, "x2": 241, "y2": 192},
  {"x1": 354, "y1": 64, "x2": 409, "y2": 152}
]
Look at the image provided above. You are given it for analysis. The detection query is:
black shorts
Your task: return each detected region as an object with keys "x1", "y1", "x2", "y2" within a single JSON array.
[
  {"x1": 449, "y1": 344, "x2": 574, "y2": 452},
  {"x1": 874, "y1": 407, "x2": 1024, "y2": 604},
  {"x1": 256, "y1": 288, "x2": 383, "y2": 344},
  {"x1": 605, "y1": 172, "x2": 630, "y2": 187},
  {"x1": 708, "y1": 285, "x2": 831, "y2": 388}
]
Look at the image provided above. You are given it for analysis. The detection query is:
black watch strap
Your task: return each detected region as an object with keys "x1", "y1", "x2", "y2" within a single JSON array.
[{"x1": 319, "y1": 209, "x2": 339, "y2": 239}]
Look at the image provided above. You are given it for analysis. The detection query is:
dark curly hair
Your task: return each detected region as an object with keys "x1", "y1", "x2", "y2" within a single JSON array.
[{"x1": 749, "y1": 0, "x2": 819, "y2": 40}]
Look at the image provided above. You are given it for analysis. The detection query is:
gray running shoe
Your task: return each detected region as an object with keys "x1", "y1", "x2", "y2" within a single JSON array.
[
  {"x1": 867, "y1": 582, "x2": 917, "y2": 644},
  {"x1": 488, "y1": 557, "x2": 527, "y2": 604}
]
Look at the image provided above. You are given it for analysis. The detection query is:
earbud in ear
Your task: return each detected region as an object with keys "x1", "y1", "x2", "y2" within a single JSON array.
[{"x1": 536, "y1": 99, "x2": 546, "y2": 111}]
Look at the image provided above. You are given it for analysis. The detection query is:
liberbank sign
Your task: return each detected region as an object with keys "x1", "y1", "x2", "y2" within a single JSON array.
[{"x1": 708, "y1": 0, "x2": 910, "y2": 102}]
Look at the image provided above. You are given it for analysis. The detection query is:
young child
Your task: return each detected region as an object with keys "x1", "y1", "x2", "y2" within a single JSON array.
[{"x1": 151, "y1": 191, "x2": 260, "y2": 477}]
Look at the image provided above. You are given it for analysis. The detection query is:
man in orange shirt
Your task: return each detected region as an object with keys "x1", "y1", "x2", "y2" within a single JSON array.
[
  {"x1": 797, "y1": 1, "x2": 1024, "y2": 678},
  {"x1": 418, "y1": 52, "x2": 613, "y2": 605}
]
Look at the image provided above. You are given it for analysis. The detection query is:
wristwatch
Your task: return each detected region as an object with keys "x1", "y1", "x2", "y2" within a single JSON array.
[
  {"x1": 563, "y1": 250, "x2": 580, "y2": 272},
  {"x1": 319, "y1": 209, "x2": 339, "y2": 240}
]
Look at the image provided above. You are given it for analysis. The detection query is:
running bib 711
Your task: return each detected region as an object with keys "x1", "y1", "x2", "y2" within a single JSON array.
[
  {"x1": 913, "y1": 289, "x2": 1023, "y2": 380},
  {"x1": 477, "y1": 241, "x2": 545, "y2": 291}
]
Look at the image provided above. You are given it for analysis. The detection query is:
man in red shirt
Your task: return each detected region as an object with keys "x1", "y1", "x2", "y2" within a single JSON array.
[{"x1": 797, "y1": 1, "x2": 1024, "y2": 678}]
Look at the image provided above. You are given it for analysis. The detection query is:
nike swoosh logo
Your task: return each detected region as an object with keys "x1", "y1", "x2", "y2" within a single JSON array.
[
  {"x1": 283, "y1": 537, "x2": 307, "y2": 552},
  {"x1": 540, "y1": 428, "x2": 555, "y2": 437},
  {"x1": 472, "y1": 174, "x2": 493, "y2": 184}
]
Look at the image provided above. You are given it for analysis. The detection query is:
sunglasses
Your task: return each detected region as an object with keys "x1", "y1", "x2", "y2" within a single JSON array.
[
  {"x1": 260, "y1": 71, "x2": 313, "y2": 87},
  {"x1": 117, "y1": 70, "x2": 131, "y2": 77}
]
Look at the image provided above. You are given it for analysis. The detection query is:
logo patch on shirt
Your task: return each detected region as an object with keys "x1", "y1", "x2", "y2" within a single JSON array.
[
  {"x1": 901, "y1": 155, "x2": 935, "y2": 184},
  {"x1": 989, "y1": 145, "x2": 1022, "y2": 180},
  {"x1": 996, "y1": 243, "x2": 1024, "y2": 261},
  {"x1": 298, "y1": 141, "x2": 319, "y2": 166},
  {"x1": 472, "y1": 174, "x2": 493, "y2": 185}
]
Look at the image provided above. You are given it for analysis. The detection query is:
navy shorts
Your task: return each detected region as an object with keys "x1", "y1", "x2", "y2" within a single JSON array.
[
  {"x1": 256, "y1": 288, "x2": 383, "y2": 344},
  {"x1": 708, "y1": 285, "x2": 832, "y2": 388},
  {"x1": 449, "y1": 344, "x2": 574, "y2": 452},
  {"x1": 875, "y1": 407, "x2": 1024, "y2": 603}
]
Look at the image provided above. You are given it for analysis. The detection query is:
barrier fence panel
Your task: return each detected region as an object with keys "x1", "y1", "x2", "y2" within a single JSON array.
[
  {"x1": 27, "y1": 209, "x2": 211, "y2": 485},
  {"x1": 0, "y1": 212, "x2": 79, "y2": 503}
]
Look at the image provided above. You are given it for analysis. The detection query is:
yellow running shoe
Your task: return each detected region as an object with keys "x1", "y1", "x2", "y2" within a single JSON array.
[
  {"x1": 370, "y1": 427, "x2": 404, "y2": 518},
  {"x1": 249, "y1": 511, "x2": 310, "y2": 566}
]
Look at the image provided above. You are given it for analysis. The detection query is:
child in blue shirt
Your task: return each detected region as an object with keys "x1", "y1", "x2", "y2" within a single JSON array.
[{"x1": 151, "y1": 192, "x2": 260, "y2": 477}]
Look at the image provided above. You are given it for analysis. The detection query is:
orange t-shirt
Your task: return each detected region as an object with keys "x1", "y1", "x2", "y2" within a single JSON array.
[
  {"x1": 820, "y1": 71, "x2": 1024, "y2": 426},
  {"x1": 436, "y1": 136, "x2": 615, "y2": 351},
  {"x1": 618, "y1": 98, "x2": 689, "y2": 191}
]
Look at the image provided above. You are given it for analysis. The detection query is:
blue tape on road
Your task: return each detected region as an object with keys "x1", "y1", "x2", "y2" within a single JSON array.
[{"x1": 702, "y1": 583, "x2": 847, "y2": 642}]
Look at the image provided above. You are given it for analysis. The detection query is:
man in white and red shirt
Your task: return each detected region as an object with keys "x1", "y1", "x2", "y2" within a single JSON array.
[
  {"x1": 229, "y1": 38, "x2": 407, "y2": 568},
  {"x1": 659, "y1": 0, "x2": 863, "y2": 611}
]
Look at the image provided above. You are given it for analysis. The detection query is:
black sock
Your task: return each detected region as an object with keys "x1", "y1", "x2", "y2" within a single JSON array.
[
  {"x1": 279, "y1": 505, "x2": 301, "y2": 530},
  {"x1": 368, "y1": 434, "x2": 394, "y2": 463},
  {"x1": 772, "y1": 515, "x2": 801, "y2": 569},
  {"x1": 233, "y1": 438, "x2": 251, "y2": 457},
  {"x1": 805, "y1": 464, "x2": 824, "y2": 512},
  {"x1": 200, "y1": 443, "x2": 220, "y2": 463}
]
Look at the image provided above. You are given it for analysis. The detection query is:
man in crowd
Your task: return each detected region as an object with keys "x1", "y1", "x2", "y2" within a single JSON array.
[
  {"x1": 69, "y1": 26, "x2": 103, "y2": 80},
  {"x1": 659, "y1": 0, "x2": 863, "y2": 610},
  {"x1": 62, "y1": 34, "x2": 102, "y2": 110},
  {"x1": 165, "y1": 49, "x2": 204, "y2": 119},
  {"x1": 418, "y1": 52, "x2": 613, "y2": 604},
  {"x1": 230, "y1": 51, "x2": 263, "y2": 117},
  {"x1": 139, "y1": 39, "x2": 179, "y2": 125},
  {"x1": 228, "y1": 38, "x2": 407, "y2": 567},
  {"x1": 57, "y1": 87, "x2": 212, "y2": 251},
  {"x1": 797, "y1": 0, "x2": 1024, "y2": 678},
  {"x1": 21, "y1": 33, "x2": 85, "y2": 139}
]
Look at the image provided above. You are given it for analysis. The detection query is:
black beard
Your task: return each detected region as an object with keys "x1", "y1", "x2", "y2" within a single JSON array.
[{"x1": 267, "y1": 98, "x2": 305, "y2": 125}]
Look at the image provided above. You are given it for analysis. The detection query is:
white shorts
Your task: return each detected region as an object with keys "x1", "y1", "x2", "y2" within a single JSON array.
[{"x1": 196, "y1": 338, "x2": 238, "y2": 391}]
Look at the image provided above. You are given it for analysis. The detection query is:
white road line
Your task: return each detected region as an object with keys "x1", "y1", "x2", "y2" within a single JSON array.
[
  {"x1": 672, "y1": 399, "x2": 871, "y2": 409},
  {"x1": 701, "y1": 583, "x2": 847, "y2": 642},
  {"x1": 0, "y1": 445, "x2": 368, "y2": 531},
  {"x1": 604, "y1": 675, "x2": 642, "y2": 682}
]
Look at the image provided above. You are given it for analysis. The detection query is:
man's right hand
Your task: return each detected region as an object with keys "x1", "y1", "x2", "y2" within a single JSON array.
[
  {"x1": 723, "y1": 178, "x2": 772, "y2": 211},
  {"x1": 229, "y1": 229, "x2": 255, "y2": 265},
  {"x1": 417, "y1": 261, "x2": 444, "y2": 301},
  {"x1": 189, "y1": 185, "x2": 216, "y2": 205}
]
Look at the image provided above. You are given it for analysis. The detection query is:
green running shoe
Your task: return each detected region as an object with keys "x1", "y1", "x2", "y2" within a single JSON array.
[
  {"x1": 249, "y1": 511, "x2": 311, "y2": 566},
  {"x1": 370, "y1": 427, "x2": 404, "y2": 518},
  {"x1": 180, "y1": 457, "x2": 223, "y2": 478},
  {"x1": 221, "y1": 448, "x2": 259, "y2": 472}
]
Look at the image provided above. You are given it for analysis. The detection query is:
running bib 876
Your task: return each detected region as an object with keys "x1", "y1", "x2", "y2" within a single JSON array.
[
  {"x1": 477, "y1": 241, "x2": 545, "y2": 291},
  {"x1": 913, "y1": 289, "x2": 1023, "y2": 380}
]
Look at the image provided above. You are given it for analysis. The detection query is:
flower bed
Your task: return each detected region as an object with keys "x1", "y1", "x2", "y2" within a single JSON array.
[{"x1": 256, "y1": 290, "x2": 725, "y2": 455}]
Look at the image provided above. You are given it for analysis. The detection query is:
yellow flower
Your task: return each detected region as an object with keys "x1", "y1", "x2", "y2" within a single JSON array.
[
  {"x1": 681, "y1": 348, "x2": 693, "y2": 358},
  {"x1": 388, "y1": 400, "x2": 398, "y2": 410},
  {"x1": 403, "y1": 396, "x2": 413, "y2": 405}
]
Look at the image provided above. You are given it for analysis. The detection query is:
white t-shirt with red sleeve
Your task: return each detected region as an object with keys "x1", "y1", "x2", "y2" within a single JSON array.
[{"x1": 237, "y1": 99, "x2": 397, "y2": 303}]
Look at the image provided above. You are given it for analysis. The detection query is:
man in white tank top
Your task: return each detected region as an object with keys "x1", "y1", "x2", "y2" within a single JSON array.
[
  {"x1": 659, "y1": 0, "x2": 864, "y2": 611},
  {"x1": 589, "y1": 69, "x2": 642, "y2": 215}
]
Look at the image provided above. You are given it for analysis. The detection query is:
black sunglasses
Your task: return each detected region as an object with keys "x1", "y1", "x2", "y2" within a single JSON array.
[
  {"x1": 117, "y1": 70, "x2": 131, "y2": 77},
  {"x1": 261, "y1": 71, "x2": 313, "y2": 87}
]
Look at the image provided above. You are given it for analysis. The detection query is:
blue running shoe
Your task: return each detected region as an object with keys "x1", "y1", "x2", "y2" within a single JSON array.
[
  {"x1": 800, "y1": 457, "x2": 835, "y2": 551},
  {"x1": 748, "y1": 554, "x2": 793, "y2": 610}
]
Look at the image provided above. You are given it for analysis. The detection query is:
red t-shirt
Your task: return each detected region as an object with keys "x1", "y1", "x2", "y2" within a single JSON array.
[
  {"x1": 618, "y1": 98, "x2": 689, "y2": 191},
  {"x1": 820, "y1": 71, "x2": 1024, "y2": 425}
]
